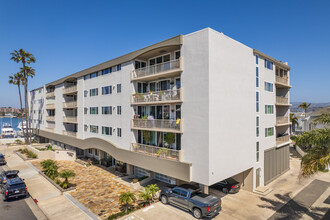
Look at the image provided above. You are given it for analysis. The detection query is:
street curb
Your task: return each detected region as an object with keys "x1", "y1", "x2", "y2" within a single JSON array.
[{"x1": 64, "y1": 193, "x2": 100, "y2": 220}]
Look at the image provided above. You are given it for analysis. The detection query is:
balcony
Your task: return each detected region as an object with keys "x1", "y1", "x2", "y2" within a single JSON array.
[
  {"x1": 46, "y1": 103, "x2": 55, "y2": 109},
  {"x1": 132, "y1": 118, "x2": 182, "y2": 133},
  {"x1": 131, "y1": 88, "x2": 183, "y2": 105},
  {"x1": 62, "y1": 130, "x2": 77, "y2": 137},
  {"x1": 275, "y1": 76, "x2": 291, "y2": 88},
  {"x1": 131, "y1": 58, "x2": 183, "y2": 81},
  {"x1": 276, "y1": 116, "x2": 290, "y2": 126},
  {"x1": 63, "y1": 101, "x2": 78, "y2": 109},
  {"x1": 46, "y1": 92, "x2": 55, "y2": 98},
  {"x1": 63, "y1": 85, "x2": 77, "y2": 95},
  {"x1": 276, "y1": 96, "x2": 290, "y2": 106},
  {"x1": 63, "y1": 116, "x2": 78, "y2": 123},
  {"x1": 46, "y1": 116, "x2": 55, "y2": 122},
  {"x1": 276, "y1": 135, "x2": 290, "y2": 146},
  {"x1": 45, "y1": 127, "x2": 55, "y2": 132},
  {"x1": 131, "y1": 143, "x2": 181, "y2": 161}
]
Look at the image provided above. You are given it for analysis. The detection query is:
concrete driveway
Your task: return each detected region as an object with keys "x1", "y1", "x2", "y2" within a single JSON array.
[{"x1": 120, "y1": 157, "x2": 330, "y2": 220}]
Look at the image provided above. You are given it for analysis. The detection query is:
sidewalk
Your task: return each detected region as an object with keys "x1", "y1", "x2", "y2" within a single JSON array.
[{"x1": 1, "y1": 144, "x2": 94, "y2": 220}]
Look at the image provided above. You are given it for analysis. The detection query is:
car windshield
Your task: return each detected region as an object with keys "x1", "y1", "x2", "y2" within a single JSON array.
[
  {"x1": 226, "y1": 178, "x2": 238, "y2": 185},
  {"x1": 9, "y1": 183, "x2": 25, "y2": 189}
]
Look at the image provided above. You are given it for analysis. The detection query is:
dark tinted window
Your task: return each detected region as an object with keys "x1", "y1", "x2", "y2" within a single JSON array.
[
  {"x1": 172, "y1": 188, "x2": 181, "y2": 196},
  {"x1": 9, "y1": 183, "x2": 25, "y2": 189},
  {"x1": 226, "y1": 178, "x2": 238, "y2": 185},
  {"x1": 180, "y1": 190, "x2": 188, "y2": 197}
]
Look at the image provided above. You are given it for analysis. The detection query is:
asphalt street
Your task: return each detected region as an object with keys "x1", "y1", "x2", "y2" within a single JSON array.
[{"x1": 0, "y1": 166, "x2": 37, "y2": 220}]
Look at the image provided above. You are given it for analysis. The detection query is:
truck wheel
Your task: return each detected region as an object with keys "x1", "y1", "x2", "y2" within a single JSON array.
[
  {"x1": 193, "y1": 208, "x2": 202, "y2": 219},
  {"x1": 161, "y1": 195, "x2": 168, "y2": 204},
  {"x1": 222, "y1": 188, "x2": 228, "y2": 194}
]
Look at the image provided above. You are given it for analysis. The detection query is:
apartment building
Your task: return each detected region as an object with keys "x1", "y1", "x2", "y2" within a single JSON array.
[{"x1": 29, "y1": 28, "x2": 291, "y2": 192}]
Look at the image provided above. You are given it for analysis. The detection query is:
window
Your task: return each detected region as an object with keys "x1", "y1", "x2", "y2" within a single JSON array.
[
  {"x1": 256, "y1": 55, "x2": 258, "y2": 64},
  {"x1": 117, "y1": 64, "x2": 121, "y2": 71},
  {"x1": 256, "y1": 92, "x2": 259, "y2": 112},
  {"x1": 102, "y1": 67, "x2": 112, "y2": 75},
  {"x1": 117, "y1": 128, "x2": 121, "y2": 137},
  {"x1": 94, "y1": 149, "x2": 98, "y2": 156},
  {"x1": 256, "y1": 116, "x2": 259, "y2": 137},
  {"x1": 265, "y1": 105, "x2": 274, "y2": 114},
  {"x1": 84, "y1": 107, "x2": 88, "y2": 115},
  {"x1": 117, "y1": 106, "x2": 121, "y2": 115},
  {"x1": 90, "y1": 107, "x2": 98, "y2": 115},
  {"x1": 102, "y1": 86, "x2": 112, "y2": 95},
  {"x1": 264, "y1": 82, "x2": 274, "y2": 92},
  {"x1": 175, "y1": 51, "x2": 181, "y2": 60},
  {"x1": 102, "y1": 126, "x2": 112, "y2": 135},
  {"x1": 39, "y1": 89, "x2": 41, "y2": 93},
  {"x1": 149, "y1": 54, "x2": 171, "y2": 66},
  {"x1": 90, "y1": 88, "x2": 98, "y2": 96},
  {"x1": 88, "y1": 149, "x2": 92, "y2": 154},
  {"x1": 264, "y1": 59, "x2": 273, "y2": 70},
  {"x1": 256, "y1": 67, "x2": 259, "y2": 87},
  {"x1": 90, "y1": 125, "x2": 98, "y2": 133},
  {"x1": 256, "y1": 142, "x2": 259, "y2": 162},
  {"x1": 135, "y1": 61, "x2": 146, "y2": 69},
  {"x1": 265, "y1": 127, "x2": 274, "y2": 137},
  {"x1": 84, "y1": 75, "x2": 90, "y2": 80},
  {"x1": 84, "y1": 124, "x2": 88, "y2": 132},
  {"x1": 102, "y1": 106, "x2": 112, "y2": 115},
  {"x1": 90, "y1": 72, "x2": 98, "y2": 78},
  {"x1": 117, "y1": 84, "x2": 121, "y2": 93},
  {"x1": 84, "y1": 90, "x2": 88, "y2": 97}
]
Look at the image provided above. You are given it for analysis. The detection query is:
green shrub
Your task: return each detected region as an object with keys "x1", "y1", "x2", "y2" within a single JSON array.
[
  {"x1": 15, "y1": 139, "x2": 23, "y2": 145},
  {"x1": 41, "y1": 159, "x2": 58, "y2": 180},
  {"x1": 60, "y1": 182, "x2": 68, "y2": 189},
  {"x1": 55, "y1": 179, "x2": 61, "y2": 185},
  {"x1": 137, "y1": 176, "x2": 148, "y2": 182},
  {"x1": 27, "y1": 150, "x2": 37, "y2": 159}
]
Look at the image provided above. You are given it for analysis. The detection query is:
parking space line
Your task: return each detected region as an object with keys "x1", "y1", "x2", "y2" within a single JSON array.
[{"x1": 142, "y1": 205, "x2": 154, "y2": 212}]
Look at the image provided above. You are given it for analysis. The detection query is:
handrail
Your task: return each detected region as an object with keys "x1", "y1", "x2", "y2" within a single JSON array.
[
  {"x1": 276, "y1": 135, "x2": 290, "y2": 145},
  {"x1": 132, "y1": 88, "x2": 182, "y2": 104},
  {"x1": 131, "y1": 143, "x2": 180, "y2": 161},
  {"x1": 63, "y1": 130, "x2": 77, "y2": 137},
  {"x1": 276, "y1": 116, "x2": 289, "y2": 125},
  {"x1": 132, "y1": 118, "x2": 181, "y2": 132},
  {"x1": 63, "y1": 116, "x2": 77, "y2": 123},
  {"x1": 63, "y1": 101, "x2": 78, "y2": 108},
  {"x1": 63, "y1": 85, "x2": 77, "y2": 94},
  {"x1": 276, "y1": 96, "x2": 289, "y2": 105},
  {"x1": 275, "y1": 76, "x2": 289, "y2": 85}
]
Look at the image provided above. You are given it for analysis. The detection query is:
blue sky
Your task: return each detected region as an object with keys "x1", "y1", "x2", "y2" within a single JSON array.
[{"x1": 0, "y1": 0, "x2": 329, "y2": 107}]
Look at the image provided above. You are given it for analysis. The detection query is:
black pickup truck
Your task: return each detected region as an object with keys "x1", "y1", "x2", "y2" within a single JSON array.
[{"x1": 160, "y1": 184, "x2": 221, "y2": 219}]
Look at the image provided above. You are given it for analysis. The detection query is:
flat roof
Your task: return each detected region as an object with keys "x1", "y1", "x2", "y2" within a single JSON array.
[{"x1": 253, "y1": 49, "x2": 291, "y2": 70}]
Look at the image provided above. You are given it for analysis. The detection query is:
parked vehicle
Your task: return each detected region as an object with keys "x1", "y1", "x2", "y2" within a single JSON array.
[
  {"x1": 211, "y1": 177, "x2": 240, "y2": 194},
  {"x1": 160, "y1": 184, "x2": 221, "y2": 219},
  {"x1": 1, "y1": 177, "x2": 28, "y2": 201},
  {"x1": 0, "y1": 154, "x2": 6, "y2": 165},
  {"x1": 0, "y1": 170, "x2": 19, "y2": 184}
]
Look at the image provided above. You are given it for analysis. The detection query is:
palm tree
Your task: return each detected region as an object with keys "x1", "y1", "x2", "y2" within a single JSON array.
[
  {"x1": 146, "y1": 184, "x2": 159, "y2": 201},
  {"x1": 9, "y1": 73, "x2": 25, "y2": 139},
  {"x1": 313, "y1": 113, "x2": 330, "y2": 125},
  {"x1": 59, "y1": 170, "x2": 76, "y2": 185},
  {"x1": 298, "y1": 102, "x2": 311, "y2": 117},
  {"x1": 289, "y1": 113, "x2": 299, "y2": 134},
  {"x1": 119, "y1": 192, "x2": 136, "y2": 212},
  {"x1": 10, "y1": 49, "x2": 36, "y2": 144},
  {"x1": 139, "y1": 189, "x2": 152, "y2": 204}
]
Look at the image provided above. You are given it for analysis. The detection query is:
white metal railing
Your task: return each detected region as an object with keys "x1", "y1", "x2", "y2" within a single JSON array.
[
  {"x1": 276, "y1": 116, "x2": 289, "y2": 125},
  {"x1": 63, "y1": 130, "x2": 77, "y2": 137},
  {"x1": 46, "y1": 103, "x2": 55, "y2": 109},
  {"x1": 276, "y1": 76, "x2": 289, "y2": 85},
  {"x1": 63, "y1": 101, "x2": 77, "y2": 108},
  {"x1": 276, "y1": 96, "x2": 289, "y2": 105},
  {"x1": 63, "y1": 116, "x2": 77, "y2": 123},
  {"x1": 131, "y1": 58, "x2": 181, "y2": 79},
  {"x1": 131, "y1": 143, "x2": 180, "y2": 161},
  {"x1": 276, "y1": 135, "x2": 290, "y2": 145},
  {"x1": 62, "y1": 85, "x2": 77, "y2": 94},
  {"x1": 132, "y1": 88, "x2": 182, "y2": 104},
  {"x1": 46, "y1": 116, "x2": 55, "y2": 121},
  {"x1": 132, "y1": 118, "x2": 182, "y2": 132},
  {"x1": 46, "y1": 92, "x2": 55, "y2": 98}
]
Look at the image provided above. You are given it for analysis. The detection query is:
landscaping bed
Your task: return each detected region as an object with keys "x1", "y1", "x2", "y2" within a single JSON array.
[{"x1": 16, "y1": 148, "x2": 38, "y2": 160}]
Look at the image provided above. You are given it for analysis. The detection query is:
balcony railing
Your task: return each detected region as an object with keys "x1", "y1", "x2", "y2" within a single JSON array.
[
  {"x1": 46, "y1": 116, "x2": 55, "y2": 121},
  {"x1": 46, "y1": 92, "x2": 55, "y2": 98},
  {"x1": 276, "y1": 96, "x2": 289, "y2": 105},
  {"x1": 132, "y1": 88, "x2": 182, "y2": 104},
  {"x1": 63, "y1": 130, "x2": 77, "y2": 137},
  {"x1": 132, "y1": 118, "x2": 182, "y2": 133},
  {"x1": 63, "y1": 85, "x2": 77, "y2": 94},
  {"x1": 276, "y1": 116, "x2": 289, "y2": 125},
  {"x1": 131, "y1": 58, "x2": 182, "y2": 80},
  {"x1": 63, "y1": 116, "x2": 77, "y2": 123},
  {"x1": 276, "y1": 135, "x2": 290, "y2": 145},
  {"x1": 63, "y1": 101, "x2": 78, "y2": 108},
  {"x1": 45, "y1": 127, "x2": 55, "y2": 132},
  {"x1": 46, "y1": 103, "x2": 55, "y2": 109},
  {"x1": 275, "y1": 76, "x2": 289, "y2": 86},
  {"x1": 131, "y1": 143, "x2": 181, "y2": 161}
]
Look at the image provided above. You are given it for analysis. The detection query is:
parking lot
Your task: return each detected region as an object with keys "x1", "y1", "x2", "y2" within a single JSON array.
[{"x1": 120, "y1": 157, "x2": 330, "y2": 220}]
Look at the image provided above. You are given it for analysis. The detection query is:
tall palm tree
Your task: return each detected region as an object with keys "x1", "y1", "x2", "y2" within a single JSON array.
[
  {"x1": 10, "y1": 49, "x2": 36, "y2": 144},
  {"x1": 298, "y1": 102, "x2": 311, "y2": 117},
  {"x1": 119, "y1": 192, "x2": 136, "y2": 212},
  {"x1": 8, "y1": 73, "x2": 25, "y2": 139},
  {"x1": 290, "y1": 113, "x2": 299, "y2": 134}
]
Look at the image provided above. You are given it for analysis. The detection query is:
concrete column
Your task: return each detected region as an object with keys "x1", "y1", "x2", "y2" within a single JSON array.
[
  {"x1": 127, "y1": 164, "x2": 134, "y2": 177},
  {"x1": 200, "y1": 184, "x2": 209, "y2": 194}
]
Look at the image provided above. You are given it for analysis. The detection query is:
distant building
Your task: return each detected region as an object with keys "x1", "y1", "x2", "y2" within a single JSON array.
[
  {"x1": 0, "y1": 107, "x2": 20, "y2": 113},
  {"x1": 300, "y1": 106, "x2": 330, "y2": 132}
]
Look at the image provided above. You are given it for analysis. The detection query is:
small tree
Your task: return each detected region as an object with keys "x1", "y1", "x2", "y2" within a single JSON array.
[
  {"x1": 142, "y1": 130, "x2": 151, "y2": 144},
  {"x1": 139, "y1": 189, "x2": 152, "y2": 204},
  {"x1": 119, "y1": 192, "x2": 136, "y2": 212},
  {"x1": 146, "y1": 184, "x2": 159, "y2": 201},
  {"x1": 298, "y1": 102, "x2": 311, "y2": 116},
  {"x1": 59, "y1": 170, "x2": 76, "y2": 185},
  {"x1": 290, "y1": 113, "x2": 299, "y2": 134},
  {"x1": 164, "y1": 133, "x2": 175, "y2": 147}
]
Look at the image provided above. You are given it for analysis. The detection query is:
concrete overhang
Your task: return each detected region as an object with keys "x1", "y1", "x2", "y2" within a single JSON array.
[{"x1": 253, "y1": 49, "x2": 291, "y2": 70}]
